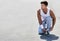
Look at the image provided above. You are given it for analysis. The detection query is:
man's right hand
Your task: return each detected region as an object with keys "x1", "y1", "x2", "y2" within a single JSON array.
[{"x1": 42, "y1": 28, "x2": 46, "y2": 32}]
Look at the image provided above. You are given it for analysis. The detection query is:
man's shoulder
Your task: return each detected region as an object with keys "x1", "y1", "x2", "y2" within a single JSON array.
[
  {"x1": 49, "y1": 9, "x2": 54, "y2": 13},
  {"x1": 47, "y1": 7, "x2": 54, "y2": 12},
  {"x1": 37, "y1": 9, "x2": 41, "y2": 15},
  {"x1": 37, "y1": 9, "x2": 41, "y2": 12}
]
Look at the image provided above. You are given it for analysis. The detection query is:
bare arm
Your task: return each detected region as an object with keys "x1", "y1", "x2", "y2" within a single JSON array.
[
  {"x1": 37, "y1": 9, "x2": 42, "y2": 25},
  {"x1": 50, "y1": 10, "x2": 56, "y2": 28}
]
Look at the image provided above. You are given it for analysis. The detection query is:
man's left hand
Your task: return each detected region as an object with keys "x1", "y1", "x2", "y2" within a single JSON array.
[{"x1": 50, "y1": 27, "x2": 53, "y2": 31}]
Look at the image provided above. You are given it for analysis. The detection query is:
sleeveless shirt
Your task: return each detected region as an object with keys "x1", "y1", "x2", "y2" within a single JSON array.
[{"x1": 40, "y1": 8, "x2": 50, "y2": 21}]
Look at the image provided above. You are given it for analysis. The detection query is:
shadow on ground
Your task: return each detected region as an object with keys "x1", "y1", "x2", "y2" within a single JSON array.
[{"x1": 40, "y1": 34, "x2": 59, "y2": 41}]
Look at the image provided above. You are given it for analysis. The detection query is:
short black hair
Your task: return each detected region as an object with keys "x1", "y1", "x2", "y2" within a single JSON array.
[{"x1": 41, "y1": 1, "x2": 48, "y2": 6}]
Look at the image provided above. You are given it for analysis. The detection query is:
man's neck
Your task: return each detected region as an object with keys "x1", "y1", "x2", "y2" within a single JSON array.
[{"x1": 42, "y1": 8, "x2": 48, "y2": 14}]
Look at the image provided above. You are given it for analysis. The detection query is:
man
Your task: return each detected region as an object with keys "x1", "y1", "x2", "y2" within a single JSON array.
[{"x1": 37, "y1": 1, "x2": 56, "y2": 35}]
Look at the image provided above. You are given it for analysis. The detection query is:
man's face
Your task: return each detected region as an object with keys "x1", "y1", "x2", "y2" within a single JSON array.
[{"x1": 41, "y1": 4, "x2": 47, "y2": 10}]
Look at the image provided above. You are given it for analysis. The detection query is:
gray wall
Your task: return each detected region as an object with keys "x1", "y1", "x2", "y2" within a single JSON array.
[{"x1": 0, "y1": 0, "x2": 60, "y2": 41}]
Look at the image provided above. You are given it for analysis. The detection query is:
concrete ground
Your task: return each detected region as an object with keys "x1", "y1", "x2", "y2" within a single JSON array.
[{"x1": 0, "y1": 0, "x2": 60, "y2": 41}]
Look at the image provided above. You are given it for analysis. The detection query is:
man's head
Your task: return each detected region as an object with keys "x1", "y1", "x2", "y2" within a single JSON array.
[{"x1": 40, "y1": 1, "x2": 48, "y2": 10}]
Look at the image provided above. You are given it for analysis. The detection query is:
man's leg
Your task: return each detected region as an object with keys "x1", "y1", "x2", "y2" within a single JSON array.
[
  {"x1": 38, "y1": 20, "x2": 46, "y2": 35},
  {"x1": 46, "y1": 16, "x2": 52, "y2": 34},
  {"x1": 38, "y1": 26, "x2": 45, "y2": 35}
]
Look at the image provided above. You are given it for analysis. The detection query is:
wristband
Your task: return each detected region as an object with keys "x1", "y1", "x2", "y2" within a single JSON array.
[{"x1": 40, "y1": 24, "x2": 44, "y2": 29}]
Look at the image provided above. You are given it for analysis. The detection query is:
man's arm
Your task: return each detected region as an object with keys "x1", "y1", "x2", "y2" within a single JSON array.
[
  {"x1": 50, "y1": 10, "x2": 56, "y2": 29},
  {"x1": 37, "y1": 9, "x2": 42, "y2": 25},
  {"x1": 37, "y1": 9, "x2": 46, "y2": 31}
]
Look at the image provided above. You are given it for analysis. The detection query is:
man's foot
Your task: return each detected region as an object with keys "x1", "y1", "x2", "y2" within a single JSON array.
[
  {"x1": 47, "y1": 31, "x2": 50, "y2": 35},
  {"x1": 45, "y1": 31, "x2": 50, "y2": 36},
  {"x1": 39, "y1": 33, "x2": 45, "y2": 35}
]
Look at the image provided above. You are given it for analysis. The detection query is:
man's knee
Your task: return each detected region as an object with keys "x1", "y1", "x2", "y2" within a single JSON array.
[
  {"x1": 46, "y1": 16, "x2": 52, "y2": 29},
  {"x1": 46, "y1": 16, "x2": 52, "y2": 21}
]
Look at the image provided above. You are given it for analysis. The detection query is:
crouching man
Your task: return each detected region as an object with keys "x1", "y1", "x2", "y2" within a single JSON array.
[{"x1": 37, "y1": 1, "x2": 56, "y2": 35}]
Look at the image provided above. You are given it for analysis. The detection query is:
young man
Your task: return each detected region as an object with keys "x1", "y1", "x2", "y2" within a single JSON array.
[{"x1": 37, "y1": 1, "x2": 56, "y2": 35}]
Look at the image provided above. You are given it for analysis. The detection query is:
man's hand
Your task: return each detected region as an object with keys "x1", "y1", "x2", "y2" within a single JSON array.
[
  {"x1": 42, "y1": 28, "x2": 46, "y2": 32},
  {"x1": 50, "y1": 27, "x2": 54, "y2": 31}
]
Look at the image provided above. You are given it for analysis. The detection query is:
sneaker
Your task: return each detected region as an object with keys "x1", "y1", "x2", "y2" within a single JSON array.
[
  {"x1": 45, "y1": 31, "x2": 50, "y2": 36},
  {"x1": 39, "y1": 33, "x2": 45, "y2": 35}
]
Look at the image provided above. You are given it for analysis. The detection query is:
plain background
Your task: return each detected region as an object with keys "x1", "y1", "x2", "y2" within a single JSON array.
[{"x1": 0, "y1": 0, "x2": 60, "y2": 41}]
